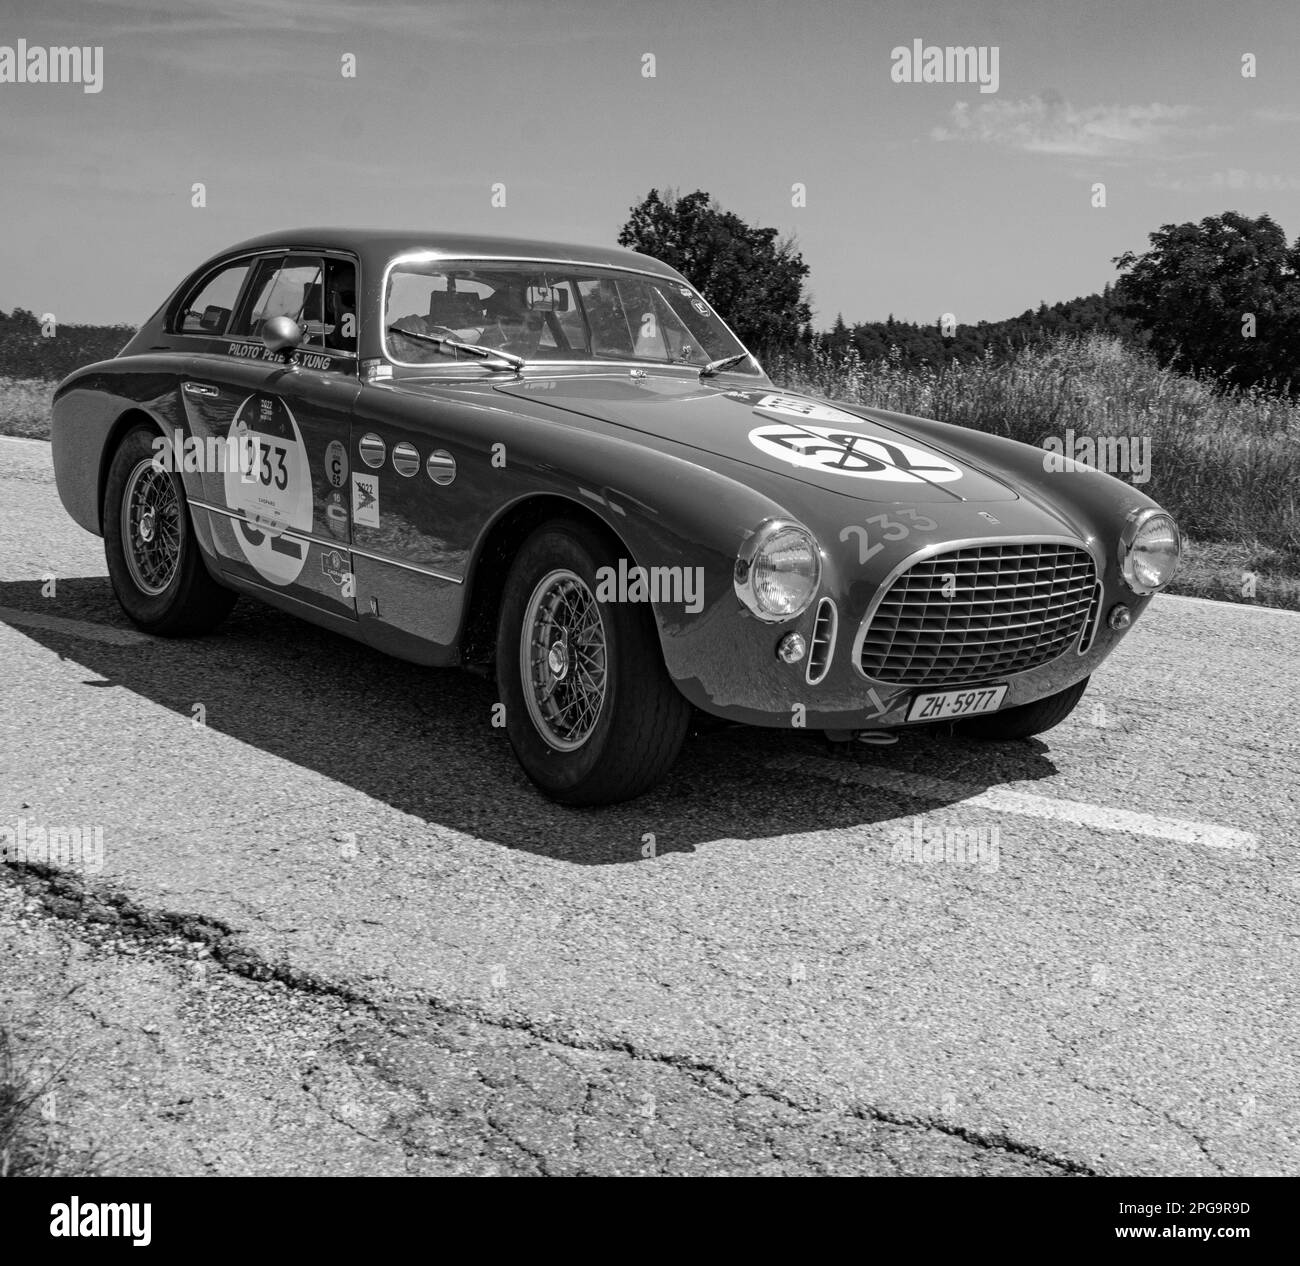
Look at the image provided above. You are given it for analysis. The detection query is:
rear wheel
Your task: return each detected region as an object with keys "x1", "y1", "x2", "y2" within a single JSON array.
[
  {"x1": 103, "y1": 425, "x2": 236, "y2": 636},
  {"x1": 957, "y1": 677, "x2": 1089, "y2": 740},
  {"x1": 495, "y1": 521, "x2": 691, "y2": 805}
]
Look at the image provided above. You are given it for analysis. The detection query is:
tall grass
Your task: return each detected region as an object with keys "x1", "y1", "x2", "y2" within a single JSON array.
[{"x1": 768, "y1": 334, "x2": 1300, "y2": 554}]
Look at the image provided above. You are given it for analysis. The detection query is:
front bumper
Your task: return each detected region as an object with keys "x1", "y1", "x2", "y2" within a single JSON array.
[{"x1": 661, "y1": 540, "x2": 1152, "y2": 730}]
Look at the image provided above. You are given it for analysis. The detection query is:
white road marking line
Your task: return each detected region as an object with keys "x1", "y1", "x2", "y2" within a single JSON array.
[
  {"x1": 1153, "y1": 592, "x2": 1300, "y2": 619},
  {"x1": 0, "y1": 605, "x2": 149, "y2": 647},
  {"x1": 767, "y1": 753, "x2": 1259, "y2": 853}
]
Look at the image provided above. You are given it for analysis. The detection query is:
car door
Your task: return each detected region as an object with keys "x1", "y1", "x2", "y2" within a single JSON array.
[{"x1": 177, "y1": 252, "x2": 362, "y2": 620}]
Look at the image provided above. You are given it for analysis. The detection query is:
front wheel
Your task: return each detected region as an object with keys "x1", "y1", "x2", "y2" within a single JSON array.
[
  {"x1": 957, "y1": 677, "x2": 1090, "y2": 741},
  {"x1": 103, "y1": 425, "x2": 237, "y2": 636},
  {"x1": 495, "y1": 521, "x2": 692, "y2": 806}
]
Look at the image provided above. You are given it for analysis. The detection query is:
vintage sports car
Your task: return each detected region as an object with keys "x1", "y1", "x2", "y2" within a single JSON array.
[{"x1": 52, "y1": 229, "x2": 1181, "y2": 804}]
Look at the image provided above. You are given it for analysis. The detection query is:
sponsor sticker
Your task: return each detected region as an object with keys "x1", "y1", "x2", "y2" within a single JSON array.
[
  {"x1": 223, "y1": 394, "x2": 312, "y2": 584},
  {"x1": 351, "y1": 471, "x2": 379, "y2": 527},
  {"x1": 320, "y1": 548, "x2": 350, "y2": 587},
  {"x1": 324, "y1": 440, "x2": 348, "y2": 488},
  {"x1": 727, "y1": 390, "x2": 869, "y2": 427},
  {"x1": 324, "y1": 490, "x2": 349, "y2": 539}
]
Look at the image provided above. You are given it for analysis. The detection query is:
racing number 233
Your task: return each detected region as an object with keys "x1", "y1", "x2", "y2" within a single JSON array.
[{"x1": 243, "y1": 438, "x2": 290, "y2": 490}]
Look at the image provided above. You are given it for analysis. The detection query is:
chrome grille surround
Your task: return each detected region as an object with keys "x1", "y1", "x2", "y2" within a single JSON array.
[
  {"x1": 853, "y1": 537, "x2": 1100, "y2": 687},
  {"x1": 805, "y1": 597, "x2": 838, "y2": 685}
]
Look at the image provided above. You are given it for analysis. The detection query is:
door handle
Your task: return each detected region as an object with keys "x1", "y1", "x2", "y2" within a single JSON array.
[{"x1": 182, "y1": 381, "x2": 220, "y2": 398}]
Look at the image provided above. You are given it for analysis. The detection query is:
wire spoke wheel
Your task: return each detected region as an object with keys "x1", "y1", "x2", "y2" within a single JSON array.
[
  {"x1": 120, "y1": 457, "x2": 182, "y2": 597},
  {"x1": 520, "y1": 568, "x2": 608, "y2": 751}
]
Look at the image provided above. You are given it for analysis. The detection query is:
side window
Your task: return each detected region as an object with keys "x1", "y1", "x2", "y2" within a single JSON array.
[
  {"x1": 652, "y1": 291, "x2": 705, "y2": 365},
  {"x1": 176, "y1": 262, "x2": 250, "y2": 335},
  {"x1": 622, "y1": 278, "x2": 668, "y2": 359},
  {"x1": 230, "y1": 255, "x2": 325, "y2": 348},
  {"x1": 577, "y1": 278, "x2": 635, "y2": 357},
  {"x1": 323, "y1": 258, "x2": 357, "y2": 354}
]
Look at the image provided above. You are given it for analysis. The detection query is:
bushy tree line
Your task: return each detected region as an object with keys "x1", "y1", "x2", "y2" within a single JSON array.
[
  {"x1": 813, "y1": 288, "x2": 1144, "y2": 370},
  {"x1": 618, "y1": 193, "x2": 1300, "y2": 392},
  {"x1": 0, "y1": 308, "x2": 134, "y2": 381}
]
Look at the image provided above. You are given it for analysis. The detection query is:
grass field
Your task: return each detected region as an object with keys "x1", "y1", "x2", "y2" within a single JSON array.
[
  {"x1": 768, "y1": 334, "x2": 1300, "y2": 611},
  {"x1": 4, "y1": 339, "x2": 1298, "y2": 610}
]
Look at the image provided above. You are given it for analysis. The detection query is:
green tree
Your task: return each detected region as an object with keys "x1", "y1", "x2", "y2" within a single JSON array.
[
  {"x1": 617, "y1": 189, "x2": 812, "y2": 356},
  {"x1": 1113, "y1": 212, "x2": 1300, "y2": 389}
]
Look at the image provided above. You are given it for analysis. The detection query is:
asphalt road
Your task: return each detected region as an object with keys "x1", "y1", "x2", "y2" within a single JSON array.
[{"x1": 2, "y1": 434, "x2": 1297, "y2": 1176}]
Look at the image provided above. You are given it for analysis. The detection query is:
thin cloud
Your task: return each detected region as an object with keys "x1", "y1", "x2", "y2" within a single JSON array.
[
  {"x1": 1251, "y1": 107, "x2": 1300, "y2": 125},
  {"x1": 930, "y1": 94, "x2": 1208, "y2": 158},
  {"x1": 1149, "y1": 168, "x2": 1300, "y2": 193},
  {"x1": 35, "y1": 0, "x2": 483, "y2": 37}
]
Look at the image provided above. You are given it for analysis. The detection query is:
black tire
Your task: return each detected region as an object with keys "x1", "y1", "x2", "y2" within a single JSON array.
[
  {"x1": 103, "y1": 425, "x2": 237, "y2": 636},
  {"x1": 957, "y1": 677, "x2": 1090, "y2": 741},
  {"x1": 495, "y1": 520, "x2": 692, "y2": 806}
]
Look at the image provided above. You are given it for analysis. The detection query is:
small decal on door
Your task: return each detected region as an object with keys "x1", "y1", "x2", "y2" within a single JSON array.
[
  {"x1": 320, "y1": 548, "x2": 350, "y2": 586},
  {"x1": 351, "y1": 472, "x2": 379, "y2": 527},
  {"x1": 324, "y1": 440, "x2": 348, "y2": 488}
]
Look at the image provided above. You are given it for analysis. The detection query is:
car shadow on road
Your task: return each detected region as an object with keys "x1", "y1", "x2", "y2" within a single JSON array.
[{"x1": 1, "y1": 577, "x2": 1062, "y2": 866}]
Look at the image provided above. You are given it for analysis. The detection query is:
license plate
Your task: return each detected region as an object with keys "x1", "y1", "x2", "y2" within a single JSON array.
[{"x1": 906, "y1": 684, "x2": 1008, "y2": 723}]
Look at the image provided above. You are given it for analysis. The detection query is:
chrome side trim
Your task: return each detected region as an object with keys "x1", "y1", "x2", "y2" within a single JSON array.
[
  {"x1": 349, "y1": 544, "x2": 463, "y2": 585},
  {"x1": 189, "y1": 498, "x2": 464, "y2": 584},
  {"x1": 850, "y1": 534, "x2": 1099, "y2": 683}
]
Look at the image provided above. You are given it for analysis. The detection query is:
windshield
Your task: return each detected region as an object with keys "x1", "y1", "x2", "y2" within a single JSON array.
[{"x1": 384, "y1": 257, "x2": 759, "y2": 374}]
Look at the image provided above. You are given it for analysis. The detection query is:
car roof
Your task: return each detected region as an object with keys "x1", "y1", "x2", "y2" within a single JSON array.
[{"x1": 216, "y1": 227, "x2": 684, "y2": 281}]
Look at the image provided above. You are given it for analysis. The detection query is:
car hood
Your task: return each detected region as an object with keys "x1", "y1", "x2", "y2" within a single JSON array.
[{"x1": 491, "y1": 375, "x2": 1019, "y2": 503}]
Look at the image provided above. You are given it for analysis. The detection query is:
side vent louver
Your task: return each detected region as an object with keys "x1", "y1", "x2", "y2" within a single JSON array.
[{"x1": 805, "y1": 598, "x2": 837, "y2": 685}]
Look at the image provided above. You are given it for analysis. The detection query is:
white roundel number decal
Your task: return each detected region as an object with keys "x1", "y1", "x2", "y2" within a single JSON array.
[
  {"x1": 223, "y1": 394, "x2": 312, "y2": 585},
  {"x1": 748, "y1": 421, "x2": 962, "y2": 482},
  {"x1": 728, "y1": 391, "x2": 964, "y2": 482}
]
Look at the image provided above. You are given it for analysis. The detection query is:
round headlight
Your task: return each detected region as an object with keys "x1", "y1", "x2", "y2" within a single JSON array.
[
  {"x1": 1118, "y1": 509, "x2": 1181, "y2": 595},
  {"x1": 735, "y1": 520, "x2": 821, "y2": 621}
]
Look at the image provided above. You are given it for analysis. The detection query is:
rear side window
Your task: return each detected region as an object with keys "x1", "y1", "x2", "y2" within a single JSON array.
[
  {"x1": 232, "y1": 255, "x2": 326, "y2": 347},
  {"x1": 176, "y1": 262, "x2": 250, "y2": 335}
]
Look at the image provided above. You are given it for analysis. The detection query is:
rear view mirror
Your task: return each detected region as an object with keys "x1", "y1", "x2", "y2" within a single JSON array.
[
  {"x1": 200, "y1": 305, "x2": 231, "y2": 333},
  {"x1": 526, "y1": 285, "x2": 569, "y2": 312},
  {"x1": 261, "y1": 315, "x2": 303, "y2": 359}
]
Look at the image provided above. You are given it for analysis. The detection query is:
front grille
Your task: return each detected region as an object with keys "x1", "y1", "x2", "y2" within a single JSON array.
[{"x1": 857, "y1": 541, "x2": 1098, "y2": 686}]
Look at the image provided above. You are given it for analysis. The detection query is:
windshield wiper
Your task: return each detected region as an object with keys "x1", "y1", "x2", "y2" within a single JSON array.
[
  {"x1": 699, "y1": 352, "x2": 751, "y2": 378},
  {"x1": 387, "y1": 325, "x2": 524, "y2": 371}
]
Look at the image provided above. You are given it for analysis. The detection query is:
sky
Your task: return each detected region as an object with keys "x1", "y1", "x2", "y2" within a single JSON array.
[{"x1": 2, "y1": 0, "x2": 1298, "y2": 327}]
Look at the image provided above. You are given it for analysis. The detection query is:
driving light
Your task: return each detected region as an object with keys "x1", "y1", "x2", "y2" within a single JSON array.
[
  {"x1": 735, "y1": 520, "x2": 821, "y2": 621},
  {"x1": 1118, "y1": 509, "x2": 1182, "y2": 595},
  {"x1": 777, "y1": 632, "x2": 807, "y2": 663},
  {"x1": 1107, "y1": 604, "x2": 1132, "y2": 630}
]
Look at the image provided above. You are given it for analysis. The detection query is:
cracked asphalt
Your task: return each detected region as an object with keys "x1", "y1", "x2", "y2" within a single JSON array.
[{"x1": 2, "y1": 434, "x2": 1298, "y2": 1176}]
